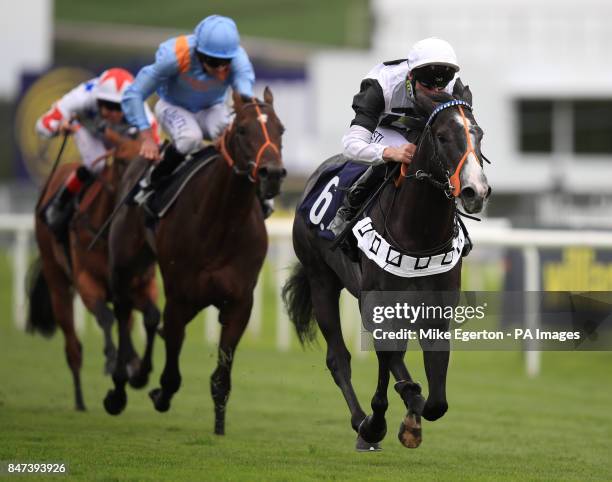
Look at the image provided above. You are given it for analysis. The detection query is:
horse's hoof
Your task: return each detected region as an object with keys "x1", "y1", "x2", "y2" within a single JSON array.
[
  {"x1": 75, "y1": 402, "x2": 87, "y2": 412},
  {"x1": 128, "y1": 370, "x2": 149, "y2": 389},
  {"x1": 149, "y1": 388, "x2": 170, "y2": 413},
  {"x1": 398, "y1": 413, "x2": 422, "y2": 448},
  {"x1": 355, "y1": 435, "x2": 382, "y2": 452},
  {"x1": 214, "y1": 424, "x2": 225, "y2": 436},
  {"x1": 358, "y1": 415, "x2": 387, "y2": 444},
  {"x1": 103, "y1": 389, "x2": 127, "y2": 416}
]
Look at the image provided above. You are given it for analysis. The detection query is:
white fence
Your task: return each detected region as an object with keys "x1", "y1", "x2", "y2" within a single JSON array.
[{"x1": 4, "y1": 214, "x2": 612, "y2": 377}]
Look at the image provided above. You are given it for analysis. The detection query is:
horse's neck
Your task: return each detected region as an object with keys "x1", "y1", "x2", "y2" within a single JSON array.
[
  {"x1": 198, "y1": 159, "x2": 257, "y2": 229},
  {"x1": 85, "y1": 165, "x2": 118, "y2": 221},
  {"x1": 376, "y1": 170, "x2": 455, "y2": 252}
]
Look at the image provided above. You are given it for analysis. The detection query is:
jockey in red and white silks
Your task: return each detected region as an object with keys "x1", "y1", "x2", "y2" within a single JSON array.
[{"x1": 36, "y1": 68, "x2": 159, "y2": 235}]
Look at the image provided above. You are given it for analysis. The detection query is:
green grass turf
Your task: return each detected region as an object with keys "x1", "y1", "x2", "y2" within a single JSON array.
[
  {"x1": 55, "y1": 0, "x2": 371, "y2": 48},
  {"x1": 0, "y1": 252, "x2": 611, "y2": 480}
]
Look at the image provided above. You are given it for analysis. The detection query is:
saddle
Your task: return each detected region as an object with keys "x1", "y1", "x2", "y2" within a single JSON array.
[
  {"x1": 297, "y1": 157, "x2": 369, "y2": 240},
  {"x1": 139, "y1": 145, "x2": 218, "y2": 220}
]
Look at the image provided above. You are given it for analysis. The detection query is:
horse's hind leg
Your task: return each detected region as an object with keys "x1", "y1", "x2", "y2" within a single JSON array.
[
  {"x1": 391, "y1": 350, "x2": 425, "y2": 448},
  {"x1": 149, "y1": 299, "x2": 196, "y2": 413},
  {"x1": 47, "y1": 272, "x2": 85, "y2": 411},
  {"x1": 210, "y1": 297, "x2": 251, "y2": 435},
  {"x1": 310, "y1": 278, "x2": 367, "y2": 436}
]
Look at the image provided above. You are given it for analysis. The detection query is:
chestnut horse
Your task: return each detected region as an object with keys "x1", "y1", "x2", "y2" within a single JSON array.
[
  {"x1": 283, "y1": 83, "x2": 491, "y2": 450},
  {"x1": 104, "y1": 88, "x2": 286, "y2": 436},
  {"x1": 27, "y1": 133, "x2": 160, "y2": 411}
]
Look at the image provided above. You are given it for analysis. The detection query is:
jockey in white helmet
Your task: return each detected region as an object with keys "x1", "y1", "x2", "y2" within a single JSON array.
[
  {"x1": 36, "y1": 68, "x2": 159, "y2": 236},
  {"x1": 328, "y1": 37, "x2": 463, "y2": 237}
]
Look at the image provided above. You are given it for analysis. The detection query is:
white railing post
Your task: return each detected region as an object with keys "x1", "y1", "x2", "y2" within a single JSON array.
[
  {"x1": 275, "y1": 238, "x2": 292, "y2": 351},
  {"x1": 523, "y1": 246, "x2": 541, "y2": 377},
  {"x1": 13, "y1": 228, "x2": 29, "y2": 330}
]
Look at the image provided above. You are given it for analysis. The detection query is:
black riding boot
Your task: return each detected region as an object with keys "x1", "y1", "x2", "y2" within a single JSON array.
[
  {"x1": 134, "y1": 144, "x2": 186, "y2": 206},
  {"x1": 44, "y1": 166, "x2": 93, "y2": 239},
  {"x1": 150, "y1": 144, "x2": 185, "y2": 186},
  {"x1": 328, "y1": 163, "x2": 388, "y2": 237}
]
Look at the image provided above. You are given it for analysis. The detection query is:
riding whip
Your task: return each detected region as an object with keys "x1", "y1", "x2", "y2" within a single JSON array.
[{"x1": 36, "y1": 129, "x2": 71, "y2": 212}]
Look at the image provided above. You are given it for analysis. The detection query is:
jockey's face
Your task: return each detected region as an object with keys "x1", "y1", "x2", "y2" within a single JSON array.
[
  {"x1": 97, "y1": 100, "x2": 124, "y2": 125},
  {"x1": 202, "y1": 62, "x2": 231, "y2": 82},
  {"x1": 409, "y1": 73, "x2": 448, "y2": 95},
  {"x1": 198, "y1": 53, "x2": 232, "y2": 82}
]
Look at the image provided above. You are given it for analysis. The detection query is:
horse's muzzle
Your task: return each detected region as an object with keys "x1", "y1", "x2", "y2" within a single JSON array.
[
  {"x1": 258, "y1": 166, "x2": 287, "y2": 199},
  {"x1": 460, "y1": 183, "x2": 491, "y2": 214}
]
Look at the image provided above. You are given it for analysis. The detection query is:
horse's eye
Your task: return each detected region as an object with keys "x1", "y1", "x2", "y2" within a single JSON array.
[{"x1": 436, "y1": 134, "x2": 447, "y2": 143}]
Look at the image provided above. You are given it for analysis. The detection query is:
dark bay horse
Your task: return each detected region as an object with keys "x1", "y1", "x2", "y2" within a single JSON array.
[
  {"x1": 27, "y1": 133, "x2": 160, "y2": 411},
  {"x1": 104, "y1": 88, "x2": 286, "y2": 436},
  {"x1": 283, "y1": 83, "x2": 491, "y2": 449}
]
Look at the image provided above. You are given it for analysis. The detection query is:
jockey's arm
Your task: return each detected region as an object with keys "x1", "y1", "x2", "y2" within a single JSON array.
[
  {"x1": 342, "y1": 79, "x2": 414, "y2": 165},
  {"x1": 122, "y1": 40, "x2": 179, "y2": 160},
  {"x1": 229, "y1": 47, "x2": 255, "y2": 98},
  {"x1": 36, "y1": 80, "x2": 95, "y2": 138}
]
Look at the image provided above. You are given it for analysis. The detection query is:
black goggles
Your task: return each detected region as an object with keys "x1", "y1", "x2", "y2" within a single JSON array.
[
  {"x1": 97, "y1": 99, "x2": 123, "y2": 112},
  {"x1": 196, "y1": 52, "x2": 232, "y2": 68},
  {"x1": 413, "y1": 65, "x2": 455, "y2": 89}
]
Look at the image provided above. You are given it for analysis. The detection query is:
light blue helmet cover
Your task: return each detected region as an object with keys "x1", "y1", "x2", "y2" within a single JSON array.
[{"x1": 194, "y1": 15, "x2": 241, "y2": 58}]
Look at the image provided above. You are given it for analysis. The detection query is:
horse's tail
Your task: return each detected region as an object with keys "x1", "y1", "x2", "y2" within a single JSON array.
[
  {"x1": 26, "y1": 256, "x2": 57, "y2": 338},
  {"x1": 282, "y1": 262, "x2": 317, "y2": 345}
]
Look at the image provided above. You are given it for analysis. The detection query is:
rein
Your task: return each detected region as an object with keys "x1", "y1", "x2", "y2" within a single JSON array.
[{"x1": 216, "y1": 99, "x2": 281, "y2": 182}]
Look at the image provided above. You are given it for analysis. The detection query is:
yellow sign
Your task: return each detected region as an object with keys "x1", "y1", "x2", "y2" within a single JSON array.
[{"x1": 543, "y1": 247, "x2": 612, "y2": 291}]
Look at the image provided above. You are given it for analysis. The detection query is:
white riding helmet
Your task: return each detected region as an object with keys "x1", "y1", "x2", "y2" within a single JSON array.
[
  {"x1": 407, "y1": 37, "x2": 459, "y2": 72},
  {"x1": 94, "y1": 68, "x2": 134, "y2": 104}
]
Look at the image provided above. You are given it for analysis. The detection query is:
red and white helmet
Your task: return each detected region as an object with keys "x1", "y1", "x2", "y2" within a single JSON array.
[{"x1": 94, "y1": 68, "x2": 134, "y2": 104}]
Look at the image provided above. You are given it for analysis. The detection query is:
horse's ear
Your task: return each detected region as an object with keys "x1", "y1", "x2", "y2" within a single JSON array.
[
  {"x1": 453, "y1": 78, "x2": 473, "y2": 105},
  {"x1": 232, "y1": 89, "x2": 243, "y2": 111},
  {"x1": 263, "y1": 86, "x2": 274, "y2": 105}
]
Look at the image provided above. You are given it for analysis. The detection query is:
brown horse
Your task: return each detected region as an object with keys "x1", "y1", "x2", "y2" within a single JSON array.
[
  {"x1": 104, "y1": 89, "x2": 286, "y2": 436},
  {"x1": 27, "y1": 132, "x2": 160, "y2": 411}
]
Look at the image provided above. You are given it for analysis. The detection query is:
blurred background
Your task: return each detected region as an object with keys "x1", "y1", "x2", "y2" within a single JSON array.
[{"x1": 1, "y1": 1, "x2": 611, "y2": 479}]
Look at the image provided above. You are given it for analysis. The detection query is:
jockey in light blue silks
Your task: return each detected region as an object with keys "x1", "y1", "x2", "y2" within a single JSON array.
[{"x1": 122, "y1": 15, "x2": 258, "y2": 195}]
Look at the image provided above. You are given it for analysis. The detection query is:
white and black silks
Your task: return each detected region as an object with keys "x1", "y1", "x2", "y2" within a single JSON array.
[{"x1": 342, "y1": 59, "x2": 458, "y2": 165}]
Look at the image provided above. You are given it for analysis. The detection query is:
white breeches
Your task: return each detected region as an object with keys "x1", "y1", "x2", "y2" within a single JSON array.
[{"x1": 154, "y1": 98, "x2": 230, "y2": 155}]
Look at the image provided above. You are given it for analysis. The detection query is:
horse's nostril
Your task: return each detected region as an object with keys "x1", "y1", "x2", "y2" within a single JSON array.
[
  {"x1": 259, "y1": 167, "x2": 269, "y2": 178},
  {"x1": 486, "y1": 186, "x2": 492, "y2": 199},
  {"x1": 280, "y1": 168, "x2": 287, "y2": 178},
  {"x1": 461, "y1": 187, "x2": 476, "y2": 199}
]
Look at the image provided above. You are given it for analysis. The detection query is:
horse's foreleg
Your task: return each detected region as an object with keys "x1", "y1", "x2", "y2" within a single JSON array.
[
  {"x1": 89, "y1": 300, "x2": 117, "y2": 375},
  {"x1": 103, "y1": 297, "x2": 132, "y2": 415},
  {"x1": 357, "y1": 350, "x2": 391, "y2": 450},
  {"x1": 76, "y1": 271, "x2": 117, "y2": 376},
  {"x1": 149, "y1": 300, "x2": 194, "y2": 413},
  {"x1": 129, "y1": 298, "x2": 160, "y2": 389},
  {"x1": 310, "y1": 281, "x2": 367, "y2": 434},
  {"x1": 420, "y1": 348, "x2": 449, "y2": 422},
  {"x1": 210, "y1": 298, "x2": 251, "y2": 435}
]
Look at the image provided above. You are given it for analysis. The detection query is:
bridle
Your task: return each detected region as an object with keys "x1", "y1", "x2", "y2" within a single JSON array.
[
  {"x1": 216, "y1": 99, "x2": 281, "y2": 183},
  {"x1": 399, "y1": 99, "x2": 480, "y2": 199}
]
